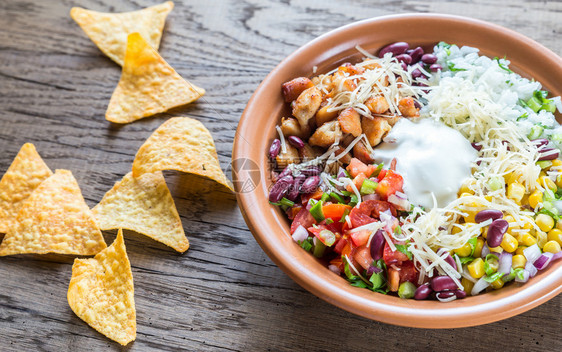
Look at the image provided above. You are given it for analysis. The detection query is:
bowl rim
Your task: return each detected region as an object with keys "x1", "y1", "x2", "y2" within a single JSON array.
[{"x1": 233, "y1": 13, "x2": 562, "y2": 328}]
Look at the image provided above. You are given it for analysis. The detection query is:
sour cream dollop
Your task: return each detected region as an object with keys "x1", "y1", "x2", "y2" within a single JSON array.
[{"x1": 374, "y1": 118, "x2": 477, "y2": 208}]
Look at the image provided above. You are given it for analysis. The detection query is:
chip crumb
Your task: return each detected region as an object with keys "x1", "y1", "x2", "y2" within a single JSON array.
[{"x1": 68, "y1": 229, "x2": 136, "y2": 346}]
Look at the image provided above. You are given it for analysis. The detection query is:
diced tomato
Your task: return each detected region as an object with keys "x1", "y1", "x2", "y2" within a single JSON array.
[
  {"x1": 308, "y1": 225, "x2": 336, "y2": 246},
  {"x1": 377, "y1": 169, "x2": 387, "y2": 181},
  {"x1": 322, "y1": 204, "x2": 352, "y2": 222},
  {"x1": 349, "y1": 209, "x2": 377, "y2": 228},
  {"x1": 350, "y1": 229, "x2": 371, "y2": 247},
  {"x1": 382, "y1": 241, "x2": 409, "y2": 266},
  {"x1": 301, "y1": 188, "x2": 323, "y2": 205},
  {"x1": 334, "y1": 236, "x2": 349, "y2": 254},
  {"x1": 347, "y1": 158, "x2": 377, "y2": 178},
  {"x1": 346, "y1": 173, "x2": 366, "y2": 193},
  {"x1": 376, "y1": 170, "x2": 403, "y2": 200},
  {"x1": 287, "y1": 206, "x2": 302, "y2": 220},
  {"x1": 354, "y1": 245, "x2": 374, "y2": 270},
  {"x1": 397, "y1": 260, "x2": 419, "y2": 284},
  {"x1": 354, "y1": 199, "x2": 397, "y2": 219},
  {"x1": 290, "y1": 207, "x2": 316, "y2": 234}
]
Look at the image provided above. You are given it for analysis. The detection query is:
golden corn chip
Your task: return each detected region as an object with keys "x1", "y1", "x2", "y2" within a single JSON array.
[
  {"x1": 70, "y1": 1, "x2": 174, "y2": 66},
  {"x1": 132, "y1": 117, "x2": 233, "y2": 191},
  {"x1": 0, "y1": 143, "x2": 52, "y2": 233},
  {"x1": 0, "y1": 170, "x2": 106, "y2": 256},
  {"x1": 68, "y1": 229, "x2": 136, "y2": 346},
  {"x1": 92, "y1": 171, "x2": 188, "y2": 252},
  {"x1": 105, "y1": 33, "x2": 205, "y2": 123}
]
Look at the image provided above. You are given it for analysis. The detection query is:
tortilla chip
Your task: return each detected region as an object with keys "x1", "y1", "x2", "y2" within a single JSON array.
[
  {"x1": 105, "y1": 33, "x2": 205, "y2": 124},
  {"x1": 0, "y1": 170, "x2": 106, "y2": 256},
  {"x1": 0, "y1": 143, "x2": 52, "y2": 233},
  {"x1": 92, "y1": 171, "x2": 188, "y2": 252},
  {"x1": 68, "y1": 229, "x2": 136, "y2": 346},
  {"x1": 70, "y1": 1, "x2": 174, "y2": 66},
  {"x1": 132, "y1": 117, "x2": 233, "y2": 191}
]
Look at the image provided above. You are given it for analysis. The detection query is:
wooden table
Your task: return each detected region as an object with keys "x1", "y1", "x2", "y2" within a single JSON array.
[{"x1": 0, "y1": 0, "x2": 560, "y2": 351}]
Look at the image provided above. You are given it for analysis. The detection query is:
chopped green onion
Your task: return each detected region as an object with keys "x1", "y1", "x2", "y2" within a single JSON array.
[
  {"x1": 487, "y1": 177, "x2": 504, "y2": 192},
  {"x1": 317, "y1": 229, "x2": 336, "y2": 246},
  {"x1": 371, "y1": 163, "x2": 384, "y2": 177},
  {"x1": 483, "y1": 271, "x2": 504, "y2": 283},
  {"x1": 313, "y1": 240, "x2": 326, "y2": 258},
  {"x1": 320, "y1": 193, "x2": 330, "y2": 203},
  {"x1": 502, "y1": 268, "x2": 516, "y2": 283},
  {"x1": 341, "y1": 190, "x2": 353, "y2": 197},
  {"x1": 438, "y1": 41, "x2": 452, "y2": 49},
  {"x1": 484, "y1": 254, "x2": 499, "y2": 276},
  {"x1": 459, "y1": 256, "x2": 475, "y2": 265},
  {"x1": 534, "y1": 90, "x2": 549, "y2": 101},
  {"x1": 339, "y1": 208, "x2": 351, "y2": 223},
  {"x1": 467, "y1": 237, "x2": 478, "y2": 256},
  {"x1": 330, "y1": 192, "x2": 345, "y2": 204},
  {"x1": 349, "y1": 194, "x2": 359, "y2": 207},
  {"x1": 519, "y1": 99, "x2": 529, "y2": 108},
  {"x1": 298, "y1": 237, "x2": 313, "y2": 252},
  {"x1": 541, "y1": 99, "x2": 556, "y2": 113},
  {"x1": 447, "y1": 62, "x2": 466, "y2": 72},
  {"x1": 528, "y1": 125, "x2": 543, "y2": 140},
  {"x1": 517, "y1": 112, "x2": 528, "y2": 121},
  {"x1": 360, "y1": 179, "x2": 378, "y2": 195},
  {"x1": 551, "y1": 134, "x2": 562, "y2": 143},
  {"x1": 325, "y1": 218, "x2": 334, "y2": 225},
  {"x1": 279, "y1": 197, "x2": 294, "y2": 207},
  {"x1": 397, "y1": 281, "x2": 416, "y2": 299},
  {"x1": 537, "y1": 160, "x2": 553, "y2": 169},
  {"x1": 526, "y1": 96, "x2": 542, "y2": 113},
  {"x1": 494, "y1": 57, "x2": 513, "y2": 73},
  {"x1": 514, "y1": 268, "x2": 526, "y2": 281},
  {"x1": 309, "y1": 200, "x2": 325, "y2": 222}
]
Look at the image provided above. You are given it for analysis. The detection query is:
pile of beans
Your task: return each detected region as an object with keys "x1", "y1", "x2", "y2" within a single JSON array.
[
  {"x1": 378, "y1": 42, "x2": 442, "y2": 81},
  {"x1": 267, "y1": 158, "x2": 322, "y2": 203}
]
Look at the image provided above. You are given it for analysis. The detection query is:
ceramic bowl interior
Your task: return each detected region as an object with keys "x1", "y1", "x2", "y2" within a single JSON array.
[{"x1": 233, "y1": 13, "x2": 562, "y2": 328}]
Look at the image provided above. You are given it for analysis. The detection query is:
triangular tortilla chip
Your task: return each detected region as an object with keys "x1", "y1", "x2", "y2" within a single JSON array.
[
  {"x1": 92, "y1": 171, "x2": 188, "y2": 252},
  {"x1": 0, "y1": 170, "x2": 106, "y2": 256},
  {"x1": 0, "y1": 143, "x2": 52, "y2": 233},
  {"x1": 70, "y1": 1, "x2": 174, "y2": 66},
  {"x1": 132, "y1": 117, "x2": 233, "y2": 191},
  {"x1": 105, "y1": 33, "x2": 205, "y2": 123},
  {"x1": 68, "y1": 229, "x2": 136, "y2": 346}
]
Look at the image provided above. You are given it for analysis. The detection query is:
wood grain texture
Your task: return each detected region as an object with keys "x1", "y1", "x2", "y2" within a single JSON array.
[{"x1": 0, "y1": 0, "x2": 560, "y2": 351}]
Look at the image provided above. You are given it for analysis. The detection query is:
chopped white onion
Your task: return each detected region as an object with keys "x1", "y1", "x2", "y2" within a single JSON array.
[
  {"x1": 471, "y1": 277, "x2": 490, "y2": 296},
  {"x1": 525, "y1": 261, "x2": 538, "y2": 278},
  {"x1": 388, "y1": 194, "x2": 410, "y2": 210},
  {"x1": 523, "y1": 244, "x2": 541, "y2": 264},
  {"x1": 436, "y1": 292, "x2": 457, "y2": 302},
  {"x1": 481, "y1": 244, "x2": 491, "y2": 258},
  {"x1": 498, "y1": 252, "x2": 513, "y2": 275},
  {"x1": 291, "y1": 225, "x2": 309, "y2": 243},
  {"x1": 515, "y1": 269, "x2": 530, "y2": 283}
]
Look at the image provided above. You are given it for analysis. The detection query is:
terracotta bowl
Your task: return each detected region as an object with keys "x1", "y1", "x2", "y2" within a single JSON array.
[{"x1": 232, "y1": 14, "x2": 562, "y2": 328}]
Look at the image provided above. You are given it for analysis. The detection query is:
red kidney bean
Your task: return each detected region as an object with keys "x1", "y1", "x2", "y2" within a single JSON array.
[
  {"x1": 436, "y1": 291, "x2": 456, "y2": 299},
  {"x1": 443, "y1": 253, "x2": 457, "y2": 271},
  {"x1": 431, "y1": 276, "x2": 457, "y2": 292},
  {"x1": 269, "y1": 175, "x2": 293, "y2": 203},
  {"x1": 278, "y1": 166, "x2": 292, "y2": 178},
  {"x1": 286, "y1": 175, "x2": 306, "y2": 201},
  {"x1": 269, "y1": 139, "x2": 281, "y2": 160},
  {"x1": 400, "y1": 62, "x2": 408, "y2": 71},
  {"x1": 395, "y1": 54, "x2": 412, "y2": 65},
  {"x1": 411, "y1": 68, "x2": 423, "y2": 79},
  {"x1": 300, "y1": 176, "x2": 321, "y2": 194},
  {"x1": 454, "y1": 290, "x2": 467, "y2": 299},
  {"x1": 408, "y1": 47, "x2": 424, "y2": 64},
  {"x1": 487, "y1": 219, "x2": 509, "y2": 247},
  {"x1": 475, "y1": 209, "x2": 503, "y2": 223},
  {"x1": 532, "y1": 138, "x2": 549, "y2": 148},
  {"x1": 300, "y1": 165, "x2": 322, "y2": 176},
  {"x1": 413, "y1": 100, "x2": 421, "y2": 109},
  {"x1": 378, "y1": 42, "x2": 409, "y2": 57},
  {"x1": 287, "y1": 135, "x2": 305, "y2": 149},
  {"x1": 538, "y1": 148, "x2": 559, "y2": 161},
  {"x1": 369, "y1": 229, "x2": 385, "y2": 260},
  {"x1": 414, "y1": 284, "x2": 433, "y2": 300},
  {"x1": 421, "y1": 53, "x2": 438, "y2": 64},
  {"x1": 471, "y1": 142, "x2": 482, "y2": 151},
  {"x1": 429, "y1": 63, "x2": 442, "y2": 72}
]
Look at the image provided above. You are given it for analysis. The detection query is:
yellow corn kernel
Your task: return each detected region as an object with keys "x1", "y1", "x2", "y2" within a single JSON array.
[
  {"x1": 467, "y1": 258, "x2": 485, "y2": 279},
  {"x1": 490, "y1": 278, "x2": 505, "y2": 290},
  {"x1": 543, "y1": 240, "x2": 561, "y2": 253},
  {"x1": 515, "y1": 246, "x2": 527, "y2": 255},
  {"x1": 512, "y1": 254, "x2": 527, "y2": 269},
  {"x1": 451, "y1": 226, "x2": 462, "y2": 235},
  {"x1": 547, "y1": 228, "x2": 562, "y2": 246},
  {"x1": 520, "y1": 233, "x2": 537, "y2": 247},
  {"x1": 556, "y1": 220, "x2": 562, "y2": 231},
  {"x1": 500, "y1": 233, "x2": 518, "y2": 252},
  {"x1": 550, "y1": 159, "x2": 562, "y2": 167},
  {"x1": 539, "y1": 176, "x2": 557, "y2": 192},
  {"x1": 473, "y1": 237, "x2": 485, "y2": 258},
  {"x1": 539, "y1": 171, "x2": 547, "y2": 178},
  {"x1": 535, "y1": 214, "x2": 554, "y2": 232},
  {"x1": 521, "y1": 216, "x2": 534, "y2": 230},
  {"x1": 556, "y1": 174, "x2": 562, "y2": 189},
  {"x1": 458, "y1": 183, "x2": 474, "y2": 195},
  {"x1": 454, "y1": 242, "x2": 472, "y2": 257},
  {"x1": 461, "y1": 277, "x2": 475, "y2": 296},
  {"x1": 507, "y1": 182, "x2": 525, "y2": 204},
  {"x1": 460, "y1": 192, "x2": 473, "y2": 198},
  {"x1": 528, "y1": 191, "x2": 543, "y2": 209},
  {"x1": 536, "y1": 230, "x2": 548, "y2": 248}
]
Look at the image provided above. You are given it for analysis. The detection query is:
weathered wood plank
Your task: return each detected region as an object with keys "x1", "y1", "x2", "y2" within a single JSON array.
[{"x1": 0, "y1": 0, "x2": 560, "y2": 351}]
